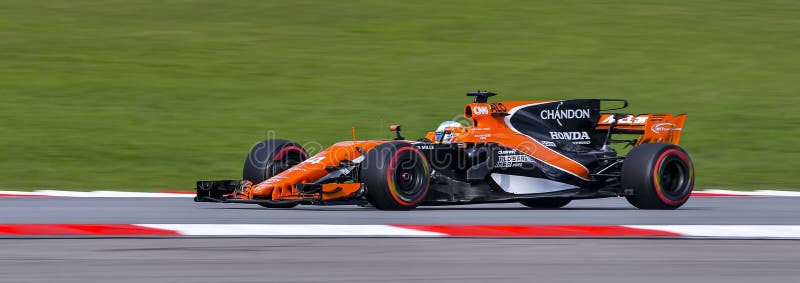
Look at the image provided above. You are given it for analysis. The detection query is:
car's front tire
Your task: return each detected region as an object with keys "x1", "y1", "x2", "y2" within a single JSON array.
[
  {"x1": 362, "y1": 142, "x2": 431, "y2": 211},
  {"x1": 242, "y1": 139, "x2": 308, "y2": 208}
]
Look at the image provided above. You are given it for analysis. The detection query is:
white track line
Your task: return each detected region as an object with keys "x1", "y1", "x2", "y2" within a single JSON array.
[
  {"x1": 141, "y1": 224, "x2": 800, "y2": 238},
  {"x1": 5, "y1": 224, "x2": 800, "y2": 238},
  {"x1": 699, "y1": 190, "x2": 800, "y2": 197},
  {"x1": 137, "y1": 224, "x2": 446, "y2": 237},
  {"x1": 627, "y1": 225, "x2": 800, "y2": 239}
]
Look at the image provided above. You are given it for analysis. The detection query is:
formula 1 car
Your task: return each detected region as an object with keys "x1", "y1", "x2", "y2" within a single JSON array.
[{"x1": 196, "y1": 91, "x2": 693, "y2": 210}]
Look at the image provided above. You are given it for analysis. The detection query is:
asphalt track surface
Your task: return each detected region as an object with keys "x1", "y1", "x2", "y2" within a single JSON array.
[
  {"x1": 2, "y1": 196, "x2": 799, "y2": 282},
  {"x1": 1, "y1": 238, "x2": 798, "y2": 283},
  {"x1": 1, "y1": 196, "x2": 799, "y2": 225}
]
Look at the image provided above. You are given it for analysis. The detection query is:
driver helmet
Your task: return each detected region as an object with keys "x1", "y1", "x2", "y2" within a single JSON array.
[{"x1": 434, "y1": 121, "x2": 464, "y2": 144}]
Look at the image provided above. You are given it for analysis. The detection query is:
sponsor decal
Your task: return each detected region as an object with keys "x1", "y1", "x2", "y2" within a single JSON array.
[
  {"x1": 602, "y1": 115, "x2": 649, "y2": 125},
  {"x1": 490, "y1": 103, "x2": 508, "y2": 113},
  {"x1": 540, "y1": 102, "x2": 592, "y2": 126},
  {"x1": 495, "y1": 154, "x2": 535, "y2": 168},
  {"x1": 549, "y1": 131, "x2": 591, "y2": 145},
  {"x1": 305, "y1": 156, "x2": 326, "y2": 164},
  {"x1": 549, "y1": 131, "x2": 590, "y2": 140},
  {"x1": 497, "y1": 150, "x2": 519, "y2": 155},
  {"x1": 474, "y1": 133, "x2": 491, "y2": 140},
  {"x1": 540, "y1": 141, "x2": 556, "y2": 147},
  {"x1": 473, "y1": 106, "x2": 490, "y2": 116},
  {"x1": 265, "y1": 177, "x2": 287, "y2": 183},
  {"x1": 651, "y1": 123, "x2": 682, "y2": 134},
  {"x1": 416, "y1": 145, "x2": 435, "y2": 150}
]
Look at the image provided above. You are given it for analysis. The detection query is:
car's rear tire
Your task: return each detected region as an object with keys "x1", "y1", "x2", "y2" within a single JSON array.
[
  {"x1": 622, "y1": 143, "x2": 694, "y2": 210},
  {"x1": 362, "y1": 142, "x2": 431, "y2": 211},
  {"x1": 519, "y1": 198, "x2": 571, "y2": 209},
  {"x1": 242, "y1": 139, "x2": 308, "y2": 208}
]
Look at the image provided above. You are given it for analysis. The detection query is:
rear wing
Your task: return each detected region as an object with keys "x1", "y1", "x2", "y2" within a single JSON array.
[{"x1": 596, "y1": 114, "x2": 686, "y2": 145}]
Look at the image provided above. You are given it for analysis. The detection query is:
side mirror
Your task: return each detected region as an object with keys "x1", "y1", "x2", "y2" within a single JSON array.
[{"x1": 389, "y1": 125, "x2": 405, "y2": 140}]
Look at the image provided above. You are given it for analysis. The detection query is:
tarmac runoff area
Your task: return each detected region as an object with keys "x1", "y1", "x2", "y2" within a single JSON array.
[{"x1": 0, "y1": 238, "x2": 798, "y2": 283}]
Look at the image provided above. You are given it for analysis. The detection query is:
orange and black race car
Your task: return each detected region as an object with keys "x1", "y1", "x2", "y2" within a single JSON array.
[{"x1": 196, "y1": 91, "x2": 693, "y2": 210}]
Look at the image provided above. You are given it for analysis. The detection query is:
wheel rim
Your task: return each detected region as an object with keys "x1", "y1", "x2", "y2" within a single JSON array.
[
  {"x1": 386, "y1": 147, "x2": 430, "y2": 206},
  {"x1": 394, "y1": 158, "x2": 426, "y2": 201},
  {"x1": 657, "y1": 156, "x2": 690, "y2": 200}
]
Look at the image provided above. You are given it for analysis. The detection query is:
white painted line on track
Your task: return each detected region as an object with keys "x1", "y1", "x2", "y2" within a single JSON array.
[
  {"x1": 755, "y1": 190, "x2": 800, "y2": 196},
  {"x1": 5, "y1": 224, "x2": 800, "y2": 238},
  {"x1": 136, "y1": 224, "x2": 446, "y2": 237},
  {"x1": 691, "y1": 190, "x2": 800, "y2": 197},
  {"x1": 139, "y1": 224, "x2": 800, "y2": 238},
  {"x1": 627, "y1": 225, "x2": 800, "y2": 239}
]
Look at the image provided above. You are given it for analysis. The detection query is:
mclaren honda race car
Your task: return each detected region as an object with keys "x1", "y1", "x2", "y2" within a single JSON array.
[{"x1": 196, "y1": 91, "x2": 693, "y2": 210}]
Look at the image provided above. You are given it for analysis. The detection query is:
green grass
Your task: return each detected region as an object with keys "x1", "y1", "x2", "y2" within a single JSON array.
[{"x1": 1, "y1": 0, "x2": 798, "y2": 191}]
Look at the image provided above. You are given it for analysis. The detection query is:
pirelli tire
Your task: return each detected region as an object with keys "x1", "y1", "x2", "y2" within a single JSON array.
[
  {"x1": 518, "y1": 198, "x2": 572, "y2": 209},
  {"x1": 622, "y1": 143, "x2": 694, "y2": 210},
  {"x1": 243, "y1": 139, "x2": 309, "y2": 208},
  {"x1": 362, "y1": 142, "x2": 432, "y2": 211}
]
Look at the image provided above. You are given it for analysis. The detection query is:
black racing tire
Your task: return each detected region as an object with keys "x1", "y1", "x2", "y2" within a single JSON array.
[
  {"x1": 362, "y1": 142, "x2": 431, "y2": 211},
  {"x1": 518, "y1": 198, "x2": 572, "y2": 209},
  {"x1": 242, "y1": 139, "x2": 308, "y2": 208},
  {"x1": 622, "y1": 143, "x2": 694, "y2": 210}
]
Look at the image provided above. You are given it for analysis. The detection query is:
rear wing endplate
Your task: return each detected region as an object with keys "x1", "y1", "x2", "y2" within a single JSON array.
[{"x1": 596, "y1": 114, "x2": 687, "y2": 145}]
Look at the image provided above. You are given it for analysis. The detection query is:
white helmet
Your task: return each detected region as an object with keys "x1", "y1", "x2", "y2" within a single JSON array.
[{"x1": 434, "y1": 121, "x2": 464, "y2": 144}]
